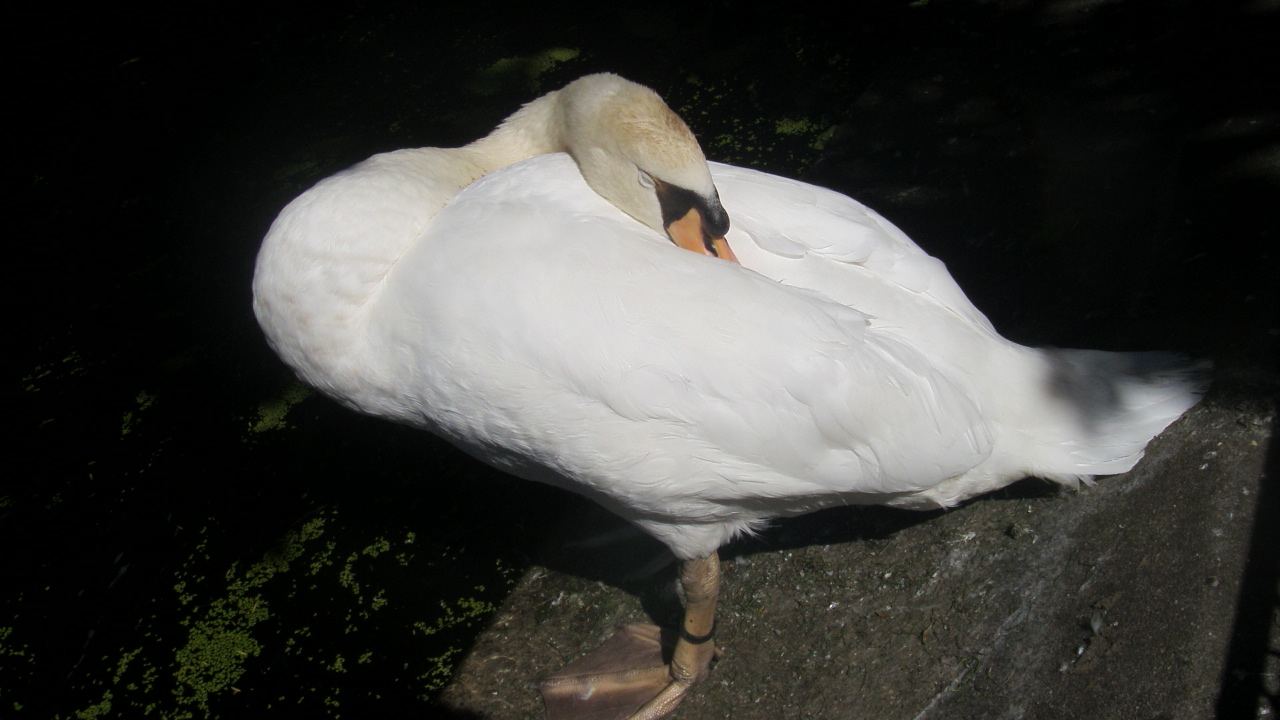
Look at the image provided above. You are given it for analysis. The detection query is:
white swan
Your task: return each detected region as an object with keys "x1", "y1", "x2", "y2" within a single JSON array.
[{"x1": 253, "y1": 73, "x2": 1206, "y2": 719}]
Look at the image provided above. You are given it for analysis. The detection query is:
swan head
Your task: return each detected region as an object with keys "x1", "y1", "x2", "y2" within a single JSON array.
[{"x1": 556, "y1": 74, "x2": 736, "y2": 262}]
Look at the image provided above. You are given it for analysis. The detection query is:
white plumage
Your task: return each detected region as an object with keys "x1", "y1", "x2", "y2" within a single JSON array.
[
  {"x1": 257, "y1": 145, "x2": 1203, "y2": 559},
  {"x1": 253, "y1": 73, "x2": 1205, "y2": 717}
]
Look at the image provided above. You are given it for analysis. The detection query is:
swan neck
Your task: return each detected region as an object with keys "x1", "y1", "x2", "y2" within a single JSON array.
[
  {"x1": 255, "y1": 74, "x2": 698, "y2": 404},
  {"x1": 462, "y1": 90, "x2": 568, "y2": 173},
  {"x1": 253, "y1": 89, "x2": 578, "y2": 400}
]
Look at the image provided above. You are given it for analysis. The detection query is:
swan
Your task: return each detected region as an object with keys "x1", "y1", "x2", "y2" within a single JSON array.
[{"x1": 253, "y1": 73, "x2": 1206, "y2": 719}]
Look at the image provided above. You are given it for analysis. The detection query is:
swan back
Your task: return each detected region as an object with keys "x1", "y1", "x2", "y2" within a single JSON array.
[
  {"x1": 253, "y1": 147, "x2": 489, "y2": 400},
  {"x1": 254, "y1": 74, "x2": 724, "y2": 401}
]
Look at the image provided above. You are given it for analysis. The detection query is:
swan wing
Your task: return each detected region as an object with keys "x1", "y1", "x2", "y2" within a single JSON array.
[
  {"x1": 711, "y1": 163, "x2": 997, "y2": 334},
  {"x1": 373, "y1": 155, "x2": 994, "y2": 511}
]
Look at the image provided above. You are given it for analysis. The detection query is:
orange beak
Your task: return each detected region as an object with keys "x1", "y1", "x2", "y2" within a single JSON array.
[{"x1": 666, "y1": 207, "x2": 739, "y2": 264}]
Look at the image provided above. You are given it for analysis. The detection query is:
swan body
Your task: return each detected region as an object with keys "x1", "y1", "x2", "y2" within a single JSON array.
[
  {"x1": 254, "y1": 73, "x2": 1205, "y2": 716},
  {"x1": 256, "y1": 141, "x2": 1203, "y2": 559}
]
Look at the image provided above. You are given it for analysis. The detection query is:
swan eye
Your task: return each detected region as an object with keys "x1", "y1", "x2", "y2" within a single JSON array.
[{"x1": 638, "y1": 170, "x2": 655, "y2": 189}]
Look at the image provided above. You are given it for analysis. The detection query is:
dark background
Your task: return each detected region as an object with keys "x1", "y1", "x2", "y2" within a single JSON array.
[{"x1": 12, "y1": 1, "x2": 1277, "y2": 718}]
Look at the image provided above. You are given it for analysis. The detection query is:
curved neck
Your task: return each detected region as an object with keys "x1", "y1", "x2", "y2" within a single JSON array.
[
  {"x1": 463, "y1": 89, "x2": 566, "y2": 171},
  {"x1": 252, "y1": 91, "x2": 569, "y2": 398}
]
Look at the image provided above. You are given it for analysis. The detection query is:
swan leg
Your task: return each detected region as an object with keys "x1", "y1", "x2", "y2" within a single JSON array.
[{"x1": 538, "y1": 554, "x2": 721, "y2": 720}]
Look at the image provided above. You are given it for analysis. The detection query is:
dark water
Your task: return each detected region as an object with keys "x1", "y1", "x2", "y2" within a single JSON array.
[{"x1": 12, "y1": 1, "x2": 1276, "y2": 718}]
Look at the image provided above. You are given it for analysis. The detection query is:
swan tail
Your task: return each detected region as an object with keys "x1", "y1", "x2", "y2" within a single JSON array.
[{"x1": 1026, "y1": 348, "x2": 1211, "y2": 483}]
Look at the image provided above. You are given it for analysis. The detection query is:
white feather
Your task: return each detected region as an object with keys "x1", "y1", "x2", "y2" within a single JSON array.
[{"x1": 254, "y1": 76, "x2": 1207, "y2": 561}]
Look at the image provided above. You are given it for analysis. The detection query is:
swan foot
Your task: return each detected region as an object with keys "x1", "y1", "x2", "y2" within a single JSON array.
[
  {"x1": 537, "y1": 623, "x2": 678, "y2": 720},
  {"x1": 538, "y1": 554, "x2": 722, "y2": 720}
]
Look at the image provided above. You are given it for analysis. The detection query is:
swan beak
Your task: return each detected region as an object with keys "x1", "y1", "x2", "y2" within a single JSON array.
[{"x1": 666, "y1": 207, "x2": 739, "y2": 264}]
